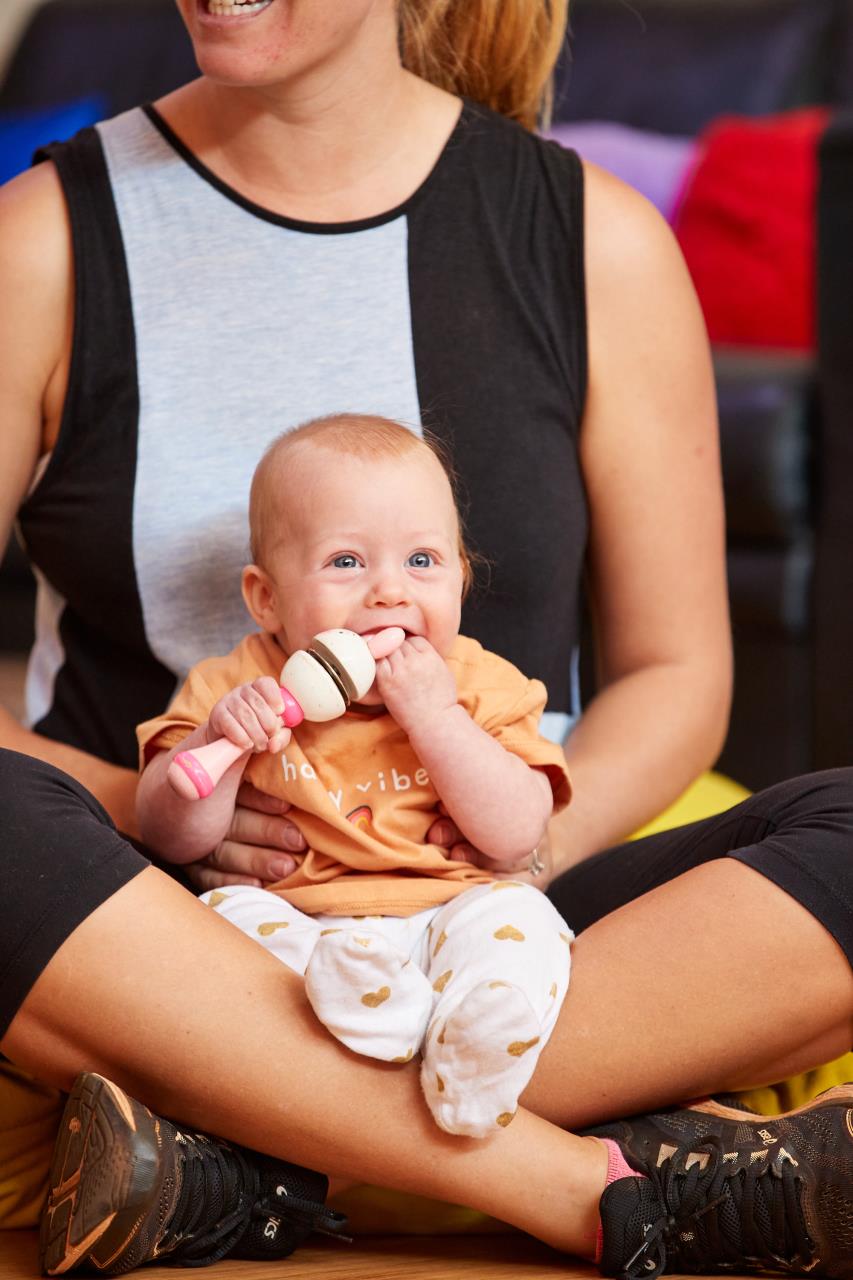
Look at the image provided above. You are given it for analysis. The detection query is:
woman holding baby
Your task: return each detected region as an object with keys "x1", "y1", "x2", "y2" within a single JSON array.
[{"x1": 0, "y1": 0, "x2": 851, "y2": 1276}]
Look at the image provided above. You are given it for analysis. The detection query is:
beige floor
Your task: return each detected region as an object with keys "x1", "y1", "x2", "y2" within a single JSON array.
[{"x1": 0, "y1": 1229, "x2": 583, "y2": 1279}]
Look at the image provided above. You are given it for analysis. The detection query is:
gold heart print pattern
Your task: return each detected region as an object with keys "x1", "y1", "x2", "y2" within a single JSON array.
[
  {"x1": 496, "y1": 1112, "x2": 516, "y2": 1128},
  {"x1": 391, "y1": 1049, "x2": 414, "y2": 1063},
  {"x1": 206, "y1": 892, "x2": 228, "y2": 908},
  {"x1": 361, "y1": 986, "x2": 391, "y2": 1008},
  {"x1": 494, "y1": 925, "x2": 525, "y2": 942},
  {"x1": 257, "y1": 921, "x2": 290, "y2": 937},
  {"x1": 507, "y1": 1036, "x2": 540, "y2": 1057},
  {"x1": 433, "y1": 930, "x2": 448, "y2": 957},
  {"x1": 432, "y1": 970, "x2": 453, "y2": 994}
]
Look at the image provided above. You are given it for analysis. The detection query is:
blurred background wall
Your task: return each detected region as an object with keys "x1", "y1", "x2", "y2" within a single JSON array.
[{"x1": 0, "y1": 0, "x2": 47, "y2": 75}]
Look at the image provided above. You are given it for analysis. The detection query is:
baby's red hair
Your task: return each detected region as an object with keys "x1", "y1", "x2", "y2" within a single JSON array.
[{"x1": 249, "y1": 413, "x2": 479, "y2": 596}]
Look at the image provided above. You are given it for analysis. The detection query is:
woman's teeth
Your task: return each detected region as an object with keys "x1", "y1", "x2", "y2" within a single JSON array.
[{"x1": 206, "y1": 0, "x2": 273, "y2": 14}]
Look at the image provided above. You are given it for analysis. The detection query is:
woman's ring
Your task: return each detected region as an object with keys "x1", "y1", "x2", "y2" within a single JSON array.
[{"x1": 529, "y1": 848, "x2": 546, "y2": 877}]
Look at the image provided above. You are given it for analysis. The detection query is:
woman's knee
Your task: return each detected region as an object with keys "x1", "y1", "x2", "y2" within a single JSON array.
[
  {"x1": 764, "y1": 767, "x2": 853, "y2": 831},
  {"x1": 0, "y1": 748, "x2": 113, "y2": 829}
]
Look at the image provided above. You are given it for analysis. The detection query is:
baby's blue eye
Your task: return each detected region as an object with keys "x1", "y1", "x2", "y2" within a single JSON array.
[
  {"x1": 407, "y1": 551, "x2": 434, "y2": 569},
  {"x1": 332, "y1": 554, "x2": 360, "y2": 569}
]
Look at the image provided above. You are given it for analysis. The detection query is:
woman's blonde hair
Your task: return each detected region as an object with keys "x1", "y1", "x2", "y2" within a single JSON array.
[{"x1": 398, "y1": 0, "x2": 569, "y2": 131}]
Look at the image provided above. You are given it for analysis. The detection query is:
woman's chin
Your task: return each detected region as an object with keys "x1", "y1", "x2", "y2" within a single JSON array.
[
  {"x1": 181, "y1": 0, "x2": 385, "y2": 93},
  {"x1": 182, "y1": 0, "x2": 286, "y2": 79}
]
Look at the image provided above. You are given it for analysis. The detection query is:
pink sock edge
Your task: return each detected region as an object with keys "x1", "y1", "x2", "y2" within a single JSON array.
[{"x1": 594, "y1": 1138, "x2": 646, "y2": 1263}]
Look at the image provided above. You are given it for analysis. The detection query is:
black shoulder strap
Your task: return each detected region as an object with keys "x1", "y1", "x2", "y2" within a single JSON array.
[{"x1": 21, "y1": 127, "x2": 175, "y2": 766}]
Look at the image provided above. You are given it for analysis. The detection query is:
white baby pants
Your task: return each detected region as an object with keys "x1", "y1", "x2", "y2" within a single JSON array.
[{"x1": 200, "y1": 881, "x2": 572, "y2": 1138}]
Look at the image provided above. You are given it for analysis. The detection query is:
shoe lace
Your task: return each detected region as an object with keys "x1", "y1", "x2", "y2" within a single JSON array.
[
  {"x1": 622, "y1": 1136, "x2": 814, "y2": 1279},
  {"x1": 159, "y1": 1135, "x2": 346, "y2": 1268}
]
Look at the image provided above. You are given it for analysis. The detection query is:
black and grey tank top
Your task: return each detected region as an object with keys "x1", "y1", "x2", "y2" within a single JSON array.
[{"x1": 21, "y1": 99, "x2": 588, "y2": 768}]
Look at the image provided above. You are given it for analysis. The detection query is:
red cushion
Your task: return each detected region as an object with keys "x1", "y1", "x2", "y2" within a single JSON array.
[{"x1": 674, "y1": 107, "x2": 832, "y2": 351}]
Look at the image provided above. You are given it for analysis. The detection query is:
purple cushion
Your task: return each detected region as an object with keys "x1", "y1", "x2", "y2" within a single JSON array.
[{"x1": 544, "y1": 121, "x2": 697, "y2": 221}]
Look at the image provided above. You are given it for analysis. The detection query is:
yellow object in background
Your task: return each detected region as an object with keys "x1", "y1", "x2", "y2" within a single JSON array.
[
  {"x1": 0, "y1": 1062, "x2": 62, "y2": 1229},
  {"x1": 629, "y1": 769, "x2": 750, "y2": 839}
]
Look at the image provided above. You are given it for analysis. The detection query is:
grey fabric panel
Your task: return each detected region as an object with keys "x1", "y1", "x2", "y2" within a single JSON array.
[{"x1": 98, "y1": 110, "x2": 421, "y2": 688}]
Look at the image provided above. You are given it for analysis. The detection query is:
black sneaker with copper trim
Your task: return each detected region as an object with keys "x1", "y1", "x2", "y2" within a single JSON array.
[
  {"x1": 39, "y1": 1072, "x2": 348, "y2": 1274},
  {"x1": 587, "y1": 1085, "x2": 853, "y2": 1279}
]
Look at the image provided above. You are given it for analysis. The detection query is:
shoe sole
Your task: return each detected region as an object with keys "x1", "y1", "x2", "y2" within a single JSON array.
[{"x1": 39, "y1": 1072, "x2": 174, "y2": 1276}]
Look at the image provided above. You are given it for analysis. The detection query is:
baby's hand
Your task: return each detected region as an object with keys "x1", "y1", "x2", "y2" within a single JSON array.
[
  {"x1": 208, "y1": 678, "x2": 291, "y2": 754},
  {"x1": 375, "y1": 637, "x2": 457, "y2": 736}
]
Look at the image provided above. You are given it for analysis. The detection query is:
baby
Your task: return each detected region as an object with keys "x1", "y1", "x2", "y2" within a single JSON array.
[{"x1": 137, "y1": 413, "x2": 573, "y2": 1138}]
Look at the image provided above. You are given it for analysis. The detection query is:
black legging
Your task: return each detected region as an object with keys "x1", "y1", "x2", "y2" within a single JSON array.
[
  {"x1": 2, "y1": 747, "x2": 853, "y2": 1039},
  {"x1": 548, "y1": 766, "x2": 853, "y2": 954}
]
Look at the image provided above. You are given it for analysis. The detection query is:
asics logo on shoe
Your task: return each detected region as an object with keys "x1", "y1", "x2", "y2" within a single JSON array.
[
  {"x1": 263, "y1": 1183, "x2": 292, "y2": 1241},
  {"x1": 655, "y1": 1142, "x2": 708, "y2": 1170}
]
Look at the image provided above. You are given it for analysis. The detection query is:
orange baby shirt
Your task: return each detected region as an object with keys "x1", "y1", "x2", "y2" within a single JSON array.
[{"x1": 137, "y1": 632, "x2": 571, "y2": 917}]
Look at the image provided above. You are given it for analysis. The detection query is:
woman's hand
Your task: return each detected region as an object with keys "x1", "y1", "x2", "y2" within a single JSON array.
[
  {"x1": 184, "y1": 780, "x2": 308, "y2": 891},
  {"x1": 426, "y1": 811, "x2": 558, "y2": 889}
]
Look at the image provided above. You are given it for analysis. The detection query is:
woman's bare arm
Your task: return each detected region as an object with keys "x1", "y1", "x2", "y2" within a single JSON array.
[
  {"x1": 548, "y1": 161, "x2": 732, "y2": 872},
  {"x1": 0, "y1": 164, "x2": 141, "y2": 835}
]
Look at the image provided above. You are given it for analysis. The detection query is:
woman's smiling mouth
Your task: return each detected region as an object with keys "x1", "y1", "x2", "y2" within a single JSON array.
[{"x1": 204, "y1": 0, "x2": 274, "y2": 17}]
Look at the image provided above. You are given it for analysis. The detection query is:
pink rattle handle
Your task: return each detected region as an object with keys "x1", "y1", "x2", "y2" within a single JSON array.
[
  {"x1": 165, "y1": 628, "x2": 404, "y2": 802},
  {"x1": 167, "y1": 686, "x2": 304, "y2": 801}
]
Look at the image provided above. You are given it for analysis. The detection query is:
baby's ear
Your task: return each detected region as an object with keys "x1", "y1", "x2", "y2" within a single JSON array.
[{"x1": 242, "y1": 564, "x2": 279, "y2": 633}]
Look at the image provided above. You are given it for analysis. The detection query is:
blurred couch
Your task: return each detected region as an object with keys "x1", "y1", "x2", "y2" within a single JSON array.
[
  {"x1": 554, "y1": 0, "x2": 853, "y2": 788},
  {"x1": 1, "y1": 0, "x2": 852, "y2": 788}
]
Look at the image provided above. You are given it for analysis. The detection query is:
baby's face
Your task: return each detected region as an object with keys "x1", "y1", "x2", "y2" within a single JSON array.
[{"x1": 259, "y1": 445, "x2": 465, "y2": 671}]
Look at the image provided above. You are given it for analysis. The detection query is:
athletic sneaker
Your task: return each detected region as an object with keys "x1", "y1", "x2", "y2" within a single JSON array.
[
  {"x1": 588, "y1": 1086, "x2": 853, "y2": 1279},
  {"x1": 39, "y1": 1072, "x2": 349, "y2": 1274}
]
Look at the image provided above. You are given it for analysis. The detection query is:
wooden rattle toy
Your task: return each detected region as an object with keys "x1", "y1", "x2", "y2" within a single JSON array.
[{"x1": 167, "y1": 626, "x2": 405, "y2": 801}]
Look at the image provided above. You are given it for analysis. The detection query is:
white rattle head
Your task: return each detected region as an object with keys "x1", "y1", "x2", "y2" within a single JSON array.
[{"x1": 280, "y1": 627, "x2": 404, "y2": 722}]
